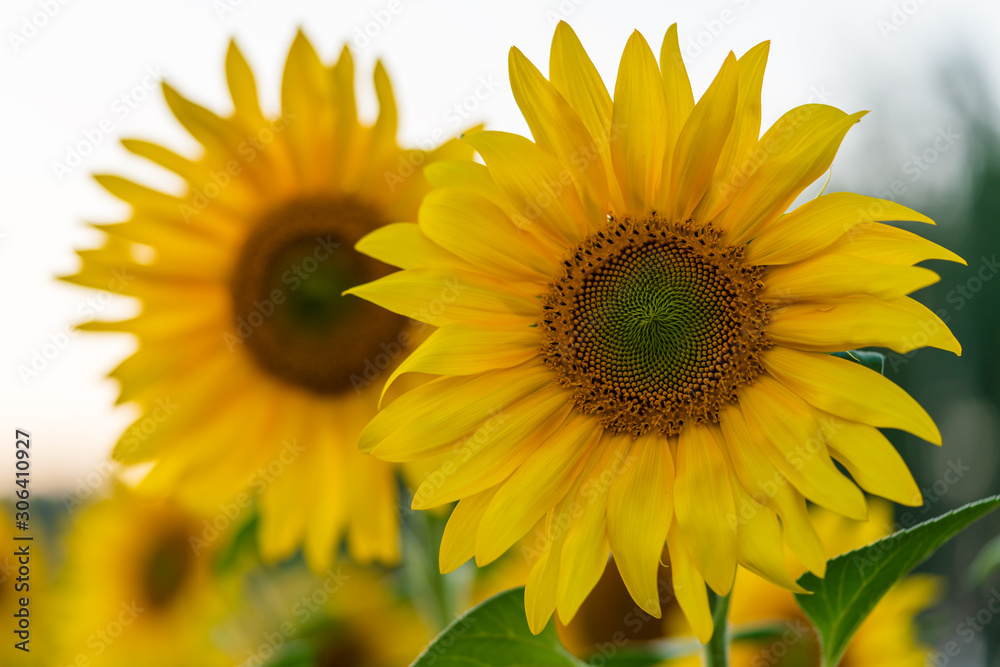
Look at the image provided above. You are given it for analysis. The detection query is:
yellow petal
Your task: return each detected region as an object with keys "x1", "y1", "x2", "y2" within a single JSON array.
[
  {"x1": 476, "y1": 413, "x2": 596, "y2": 566},
  {"x1": 411, "y1": 390, "x2": 572, "y2": 509},
  {"x1": 716, "y1": 106, "x2": 867, "y2": 244},
  {"x1": 694, "y1": 41, "x2": 769, "y2": 222},
  {"x1": 764, "y1": 346, "x2": 941, "y2": 445},
  {"x1": 419, "y1": 187, "x2": 559, "y2": 280},
  {"x1": 549, "y1": 22, "x2": 625, "y2": 215},
  {"x1": 823, "y1": 418, "x2": 922, "y2": 506},
  {"x1": 555, "y1": 430, "x2": 624, "y2": 621},
  {"x1": 766, "y1": 295, "x2": 961, "y2": 356},
  {"x1": 365, "y1": 362, "x2": 551, "y2": 460},
  {"x1": 818, "y1": 221, "x2": 966, "y2": 266},
  {"x1": 382, "y1": 323, "x2": 538, "y2": 401},
  {"x1": 610, "y1": 31, "x2": 668, "y2": 212},
  {"x1": 281, "y1": 31, "x2": 334, "y2": 184},
  {"x1": 370, "y1": 60, "x2": 397, "y2": 156},
  {"x1": 509, "y1": 46, "x2": 608, "y2": 225},
  {"x1": 525, "y1": 505, "x2": 570, "y2": 635},
  {"x1": 719, "y1": 404, "x2": 826, "y2": 577},
  {"x1": 667, "y1": 52, "x2": 739, "y2": 221},
  {"x1": 440, "y1": 487, "x2": 499, "y2": 573},
  {"x1": 762, "y1": 254, "x2": 939, "y2": 303},
  {"x1": 162, "y1": 82, "x2": 245, "y2": 157},
  {"x1": 355, "y1": 222, "x2": 465, "y2": 270},
  {"x1": 463, "y1": 131, "x2": 589, "y2": 245},
  {"x1": 225, "y1": 39, "x2": 266, "y2": 126},
  {"x1": 746, "y1": 193, "x2": 935, "y2": 266},
  {"x1": 739, "y1": 376, "x2": 868, "y2": 519},
  {"x1": 345, "y1": 267, "x2": 541, "y2": 326},
  {"x1": 606, "y1": 432, "x2": 674, "y2": 617},
  {"x1": 667, "y1": 526, "x2": 713, "y2": 644},
  {"x1": 658, "y1": 23, "x2": 695, "y2": 198},
  {"x1": 675, "y1": 423, "x2": 737, "y2": 595}
]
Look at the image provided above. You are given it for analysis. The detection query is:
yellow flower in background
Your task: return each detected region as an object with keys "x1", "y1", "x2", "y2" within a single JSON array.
[
  {"x1": 55, "y1": 490, "x2": 231, "y2": 666},
  {"x1": 64, "y1": 31, "x2": 468, "y2": 570},
  {"x1": 220, "y1": 561, "x2": 431, "y2": 666},
  {"x1": 351, "y1": 21, "x2": 963, "y2": 639},
  {"x1": 665, "y1": 501, "x2": 941, "y2": 666}
]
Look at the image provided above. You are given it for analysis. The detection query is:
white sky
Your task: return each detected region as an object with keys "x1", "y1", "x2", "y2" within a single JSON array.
[{"x1": 2, "y1": 0, "x2": 998, "y2": 494}]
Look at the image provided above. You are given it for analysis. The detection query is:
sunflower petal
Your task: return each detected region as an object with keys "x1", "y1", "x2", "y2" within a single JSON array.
[
  {"x1": 764, "y1": 346, "x2": 941, "y2": 445},
  {"x1": 667, "y1": 526, "x2": 713, "y2": 643},
  {"x1": 763, "y1": 255, "x2": 939, "y2": 303},
  {"x1": 440, "y1": 486, "x2": 500, "y2": 573},
  {"x1": 824, "y1": 418, "x2": 922, "y2": 506},
  {"x1": 818, "y1": 221, "x2": 966, "y2": 266},
  {"x1": 667, "y1": 52, "x2": 738, "y2": 220},
  {"x1": 606, "y1": 432, "x2": 674, "y2": 617},
  {"x1": 610, "y1": 31, "x2": 668, "y2": 212},
  {"x1": 476, "y1": 413, "x2": 595, "y2": 566},
  {"x1": 716, "y1": 106, "x2": 866, "y2": 244},
  {"x1": 738, "y1": 377, "x2": 868, "y2": 520},
  {"x1": 675, "y1": 423, "x2": 737, "y2": 595},
  {"x1": 747, "y1": 193, "x2": 935, "y2": 265},
  {"x1": 766, "y1": 295, "x2": 961, "y2": 356}
]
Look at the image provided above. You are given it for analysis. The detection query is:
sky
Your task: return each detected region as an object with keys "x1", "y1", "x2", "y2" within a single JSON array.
[{"x1": 1, "y1": 0, "x2": 998, "y2": 494}]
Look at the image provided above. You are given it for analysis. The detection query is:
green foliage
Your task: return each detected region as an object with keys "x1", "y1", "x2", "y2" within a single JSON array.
[
  {"x1": 410, "y1": 588, "x2": 583, "y2": 667},
  {"x1": 795, "y1": 494, "x2": 1000, "y2": 666},
  {"x1": 831, "y1": 350, "x2": 885, "y2": 375}
]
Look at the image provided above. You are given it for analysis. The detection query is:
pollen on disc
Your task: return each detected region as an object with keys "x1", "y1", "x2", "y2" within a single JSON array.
[{"x1": 540, "y1": 217, "x2": 769, "y2": 436}]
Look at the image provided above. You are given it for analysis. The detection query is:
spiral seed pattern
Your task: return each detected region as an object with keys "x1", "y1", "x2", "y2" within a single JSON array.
[{"x1": 540, "y1": 217, "x2": 768, "y2": 436}]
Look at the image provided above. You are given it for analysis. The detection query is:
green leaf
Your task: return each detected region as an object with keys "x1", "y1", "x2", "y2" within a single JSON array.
[
  {"x1": 795, "y1": 494, "x2": 1000, "y2": 666},
  {"x1": 831, "y1": 350, "x2": 885, "y2": 375},
  {"x1": 968, "y1": 533, "x2": 1000, "y2": 587},
  {"x1": 410, "y1": 587, "x2": 584, "y2": 667}
]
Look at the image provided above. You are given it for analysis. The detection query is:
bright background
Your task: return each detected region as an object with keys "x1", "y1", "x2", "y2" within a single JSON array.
[{"x1": 2, "y1": 0, "x2": 1000, "y2": 660}]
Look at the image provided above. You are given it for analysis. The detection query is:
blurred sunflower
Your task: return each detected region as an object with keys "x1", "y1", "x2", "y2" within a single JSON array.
[
  {"x1": 56, "y1": 489, "x2": 231, "y2": 666},
  {"x1": 220, "y1": 560, "x2": 430, "y2": 666},
  {"x1": 64, "y1": 32, "x2": 468, "y2": 570},
  {"x1": 664, "y1": 501, "x2": 941, "y2": 666},
  {"x1": 350, "y1": 21, "x2": 963, "y2": 639}
]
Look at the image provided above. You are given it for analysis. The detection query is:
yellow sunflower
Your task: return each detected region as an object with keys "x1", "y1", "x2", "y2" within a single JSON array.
[
  {"x1": 350, "y1": 22, "x2": 963, "y2": 640},
  {"x1": 664, "y1": 501, "x2": 941, "y2": 666},
  {"x1": 55, "y1": 489, "x2": 231, "y2": 666},
  {"x1": 220, "y1": 561, "x2": 430, "y2": 666},
  {"x1": 64, "y1": 32, "x2": 468, "y2": 570}
]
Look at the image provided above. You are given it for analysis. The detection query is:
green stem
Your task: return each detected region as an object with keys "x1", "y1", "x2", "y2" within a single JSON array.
[{"x1": 705, "y1": 590, "x2": 731, "y2": 667}]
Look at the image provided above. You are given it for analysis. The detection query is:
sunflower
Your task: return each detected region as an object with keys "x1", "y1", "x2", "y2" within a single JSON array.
[
  {"x1": 55, "y1": 489, "x2": 231, "y2": 666},
  {"x1": 220, "y1": 560, "x2": 431, "y2": 666},
  {"x1": 64, "y1": 32, "x2": 468, "y2": 570},
  {"x1": 664, "y1": 501, "x2": 941, "y2": 666},
  {"x1": 350, "y1": 22, "x2": 963, "y2": 640}
]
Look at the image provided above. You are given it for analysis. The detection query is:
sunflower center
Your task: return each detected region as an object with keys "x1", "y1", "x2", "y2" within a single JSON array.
[
  {"x1": 142, "y1": 529, "x2": 192, "y2": 610},
  {"x1": 231, "y1": 197, "x2": 409, "y2": 395},
  {"x1": 540, "y1": 217, "x2": 768, "y2": 436}
]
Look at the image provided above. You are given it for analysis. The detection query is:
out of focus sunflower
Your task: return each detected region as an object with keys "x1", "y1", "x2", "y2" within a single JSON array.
[
  {"x1": 663, "y1": 500, "x2": 940, "y2": 666},
  {"x1": 64, "y1": 31, "x2": 468, "y2": 570},
  {"x1": 55, "y1": 489, "x2": 231, "y2": 667},
  {"x1": 220, "y1": 560, "x2": 430, "y2": 666},
  {"x1": 351, "y1": 21, "x2": 962, "y2": 639}
]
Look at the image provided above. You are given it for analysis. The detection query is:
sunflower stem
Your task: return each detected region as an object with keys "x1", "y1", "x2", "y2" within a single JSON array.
[{"x1": 705, "y1": 589, "x2": 731, "y2": 667}]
